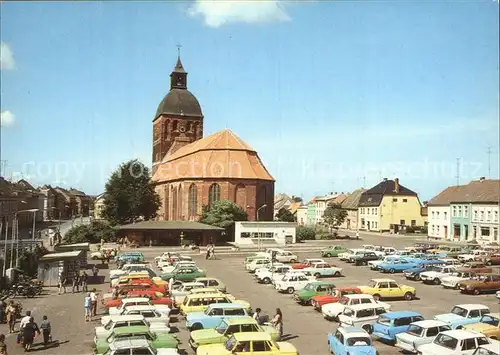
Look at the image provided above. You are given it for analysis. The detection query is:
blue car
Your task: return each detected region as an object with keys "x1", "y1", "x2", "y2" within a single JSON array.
[
  {"x1": 328, "y1": 327, "x2": 377, "y2": 355},
  {"x1": 403, "y1": 262, "x2": 444, "y2": 281},
  {"x1": 377, "y1": 259, "x2": 421, "y2": 273},
  {"x1": 434, "y1": 304, "x2": 491, "y2": 329},
  {"x1": 372, "y1": 311, "x2": 424, "y2": 343},
  {"x1": 186, "y1": 303, "x2": 249, "y2": 331}
]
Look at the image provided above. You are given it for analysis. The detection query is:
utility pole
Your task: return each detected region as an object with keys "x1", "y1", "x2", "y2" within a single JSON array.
[
  {"x1": 455, "y1": 158, "x2": 461, "y2": 186},
  {"x1": 362, "y1": 176, "x2": 366, "y2": 188},
  {"x1": 487, "y1": 146, "x2": 493, "y2": 178}
]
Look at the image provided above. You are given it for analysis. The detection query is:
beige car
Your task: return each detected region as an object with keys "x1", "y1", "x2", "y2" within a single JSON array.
[{"x1": 195, "y1": 277, "x2": 227, "y2": 293}]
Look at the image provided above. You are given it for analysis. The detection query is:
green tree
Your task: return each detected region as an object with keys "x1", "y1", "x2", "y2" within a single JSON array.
[
  {"x1": 296, "y1": 225, "x2": 316, "y2": 242},
  {"x1": 101, "y1": 159, "x2": 160, "y2": 225},
  {"x1": 199, "y1": 200, "x2": 248, "y2": 229},
  {"x1": 63, "y1": 221, "x2": 117, "y2": 244},
  {"x1": 275, "y1": 207, "x2": 296, "y2": 222},
  {"x1": 323, "y1": 202, "x2": 348, "y2": 235}
]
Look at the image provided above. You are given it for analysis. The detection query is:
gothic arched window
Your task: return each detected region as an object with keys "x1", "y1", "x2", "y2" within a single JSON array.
[
  {"x1": 188, "y1": 184, "x2": 198, "y2": 217},
  {"x1": 208, "y1": 183, "x2": 221, "y2": 207},
  {"x1": 171, "y1": 186, "x2": 178, "y2": 220}
]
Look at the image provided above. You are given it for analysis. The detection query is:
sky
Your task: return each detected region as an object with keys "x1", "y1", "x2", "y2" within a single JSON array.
[{"x1": 0, "y1": 0, "x2": 499, "y2": 202}]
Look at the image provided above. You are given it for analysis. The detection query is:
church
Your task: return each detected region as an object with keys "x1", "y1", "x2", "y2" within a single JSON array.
[{"x1": 151, "y1": 56, "x2": 275, "y2": 222}]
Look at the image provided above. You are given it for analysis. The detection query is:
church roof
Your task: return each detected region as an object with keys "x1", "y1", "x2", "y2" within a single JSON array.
[
  {"x1": 152, "y1": 129, "x2": 274, "y2": 183},
  {"x1": 155, "y1": 89, "x2": 203, "y2": 119}
]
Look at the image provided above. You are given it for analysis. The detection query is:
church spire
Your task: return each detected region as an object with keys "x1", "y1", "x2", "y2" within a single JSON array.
[{"x1": 170, "y1": 44, "x2": 187, "y2": 89}]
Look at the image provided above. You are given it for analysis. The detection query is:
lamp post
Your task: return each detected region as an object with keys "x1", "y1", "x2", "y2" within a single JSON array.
[
  {"x1": 256, "y1": 204, "x2": 267, "y2": 251},
  {"x1": 15, "y1": 208, "x2": 39, "y2": 258}
]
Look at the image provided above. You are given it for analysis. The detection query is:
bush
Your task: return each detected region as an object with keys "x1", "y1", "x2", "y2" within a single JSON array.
[
  {"x1": 64, "y1": 221, "x2": 117, "y2": 244},
  {"x1": 296, "y1": 226, "x2": 316, "y2": 242}
]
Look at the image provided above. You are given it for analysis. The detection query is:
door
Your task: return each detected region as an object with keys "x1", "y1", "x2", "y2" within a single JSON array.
[{"x1": 444, "y1": 226, "x2": 448, "y2": 239}]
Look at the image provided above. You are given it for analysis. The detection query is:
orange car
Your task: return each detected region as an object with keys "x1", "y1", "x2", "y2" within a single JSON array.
[
  {"x1": 310, "y1": 287, "x2": 362, "y2": 310},
  {"x1": 105, "y1": 290, "x2": 172, "y2": 309}
]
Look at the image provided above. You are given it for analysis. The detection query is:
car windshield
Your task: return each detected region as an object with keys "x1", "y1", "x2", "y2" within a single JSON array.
[
  {"x1": 368, "y1": 280, "x2": 377, "y2": 288},
  {"x1": 205, "y1": 307, "x2": 214, "y2": 315},
  {"x1": 346, "y1": 337, "x2": 371, "y2": 346},
  {"x1": 215, "y1": 320, "x2": 228, "y2": 334},
  {"x1": 474, "y1": 348, "x2": 497, "y2": 355},
  {"x1": 377, "y1": 316, "x2": 391, "y2": 325},
  {"x1": 481, "y1": 315, "x2": 500, "y2": 326},
  {"x1": 224, "y1": 336, "x2": 237, "y2": 351},
  {"x1": 339, "y1": 297, "x2": 349, "y2": 305},
  {"x1": 434, "y1": 334, "x2": 458, "y2": 350},
  {"x1": 304, "y1": 284, "x2": 314, "y2": 291},
  {"x1": 451, "y1": 306, "x2": 468, "y2": 317},
  {"x1": 407, "y1": 325, "x2": 424, "y2": 337}
]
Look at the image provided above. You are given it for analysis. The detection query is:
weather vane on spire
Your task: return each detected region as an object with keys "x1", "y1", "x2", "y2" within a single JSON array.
[{"x1": 176, "y1": 43, "x2": 182, "y2": 58}]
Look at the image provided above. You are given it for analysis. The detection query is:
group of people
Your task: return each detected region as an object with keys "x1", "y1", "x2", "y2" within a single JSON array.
[
  {"x1": 58, "y1": 265, "x2": 99, "y2": 295},
  {"x1": 83, "y1": 289, "x2": 99, "y2": 322},
  {"x1": 0, "y1": 310, "x2": 52, "y2": 353},
  {"x1": 252, "y1": 308, "x2": 284, "y2": 339},
  {"x1": 205, "y1": 244, "x2": 216, "y2": 260}
]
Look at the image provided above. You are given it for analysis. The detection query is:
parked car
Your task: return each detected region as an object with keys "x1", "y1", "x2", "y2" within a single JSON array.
[
  {"x1": 352, "y1": 252, "x2": 380, "y2": 266},
  {"x1": 461, "y1": 262, "x2": 493, "y2": 274},
  {"x1": 245, "y1": 258, "x2": 271, "y2": 273},
  {"x1": 462, "y1": 313, "x2": 500, "y2": 339},
  {"x1": 338, "y1": 304, "x2": 387, "y2": 333},
  {"x1": 417, "y1": 329, "x2": 490, "y2": 355},
  {"x1": 292, "y1": 281, "x2": 336, "y2": 305},
  {"x1": 320, "y1": 245, "x2": 347, "y2": 257},
  {"x1": 105, "y1": 291, "x2": 173, "y2": 310},
  {"x1": 310, "y1": 287, "x2": 362, "y2": 310},
  {"x1": 255, "y1": 265, "x2": 292, "y2": 284},
  {"x1": 275, "y1": 273, "x2": 315, "y2": 294},
  {"x1": 160, "y1": 267, "x2": 206, "y2": 282},
  {"x1": 483, "y1": 254, "x2": 500, "y2": 266},
  {"x1": 420, "y1": 265, "x2": 458, "y2": 285},
  {"x1": 372, "y1": 311, "x2": 424, "y2": 343},
  {"x1": 161, "y1": 261, "x2": 198, "y2": 273},
  {"x1": 472, "y1": 340, "x2": 500, "y2": 355},
  {"x1": 327, "y1": 327, "x2": 378, "y2": 355},
  {"x1": 458, "y1": 251, "x2": 489, "y2": 263},
  {"x1": 347, "y1": 250, "x2": 373, "y2": 263},
  {"x1": 186, "y1": 303, "x2": 249, "y2": 331},
  {"x1": 194, "y1": 278, "x2": 227, "y2": 293},
  {"x1": 404, "y1": 263, "x2": 445, "y2": 281},
  {"x1": 94, "y1": 326, "x2": 179, "y2": 354},
  {"x1": 101, "y1": 305, "x2": 170, "y2": 326},
  {"x1": 270, "y1": 270, "x2": 315, "y2": 286},
  {"x1": 358, "y1": 278, "x2": 417, "y2": 301},
  {"x1": 254, "y1": 263, "x2": 285, "y2": 276},
  {"x1": 108, "y1": 298, "x2": 171, "y2": 316},
  {"x1": 302, "y1": 262, "x2": 342, "y2": 278},
  {"x1": 458, "y1": 274, "x2": 500, "y2": 295},
  {"x1": 377, "y1": 258, "x2": 421, "y2": 273},
  {"x1": 434, "y1": 304, "x2": 491, "y2": 329},
  {"x1": 290, "y1": 258, "x2": 324, "y2": 269},
  {"x1": 195, "y1": 332, "x2": 298, "y2": 355},
  {"x1": 99, "y1": 338, "x2": 179, "y2": 355},
  {"x1": 321, "y1": 294, "x2": 391, "y2": 321},
  {"x1": 180, "y1": 293, "x2": 250, "y2": 315},
  {"x1": 441, "y1": 271, "x2": 477, "y2": 290},
  {"x1": 95, "y1": 314, "x2": 171, "y2": 340},
  {"x1": 339, "y1": 249, "x2": 367, "y2": 261},
  {"x1": 188, "y1": 316, "x2": 279, "y2": 349},
  {"x1": 395, "y1": 320, "x2": 451, "y2": 353},
  {"x1": 170, "y1": 282, "x2": 206, "y2": 306},
  {"x1": 369, "y1": 256, "x2": 400, "y2": 270},
  {"x1": 272, "y1": 250, "x2": 298, "y2": 263}
]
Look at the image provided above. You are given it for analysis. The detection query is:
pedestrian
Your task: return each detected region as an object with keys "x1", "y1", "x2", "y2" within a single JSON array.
[
  {"x1": 111, "y1": 286, "x2": 119, "y2": 300},
  {"x1": 90, "y1": 288, "x2": 98, "y2": 317},
  {"x1": 270, "y1": 308, "x2": 283, "y2": 340},
  {"x1": 5, "y1": 302, "x2": 16, "y2": 333},
  {"x1": 205, "y1": 245, "x2": 210, "y2": 260},
  {"x1": 92, "y1": 265, "x2": 99, "y2": 278},
  {"x1": 0, "y1": 334, "x2": 7, "y2": 355},
  {"x1": 72, "y1": 273, "x2": 80, "y2": 293},
  {"x1": 81, "y1": 271, "x2": 88, "y2": 292},
  {"x1": 253, "y1": 308, "x2": 262, "y2": 323},
  {"x1": 19, "y1": 311, "x2": 31, "y2": 330},
  {"x1": 58, "y1": 273, "x2": 66, "y2": 295},
  {"x1": 22, "y1": 317, "x2": 40, "y2": 352},
  {"x1": 168, "y1": 278, "x2": 174, "y2": 294},
  {"x1": 84, "y1": 293, "x2": 92, "y2": 322},
  {"x1": 356, "y1": 231, "x2": 359, "y2": 240},
  {"x1": 39, "y1": 315, "x2": 51, "y2": 345}
]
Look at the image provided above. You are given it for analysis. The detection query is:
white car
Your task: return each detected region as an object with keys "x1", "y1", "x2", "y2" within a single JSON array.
[
  {"x1": 104, "y1": 338, "x2": 180, "y2": 355},
  {"x1": 109, "y1": 263, "x2": 151, "y2": 278},
  {"x1": 441, "y1": 271, "x2": 476, "y2": 289},
  {"x1": 254, "y1": 263, "x2": 285, "y2": 276},
  {"x1": 272, "y1": 250, "x2": 298, "y2": 263},
  {"x1": 161, "y1": 261, "x2": 198, "y2": 273},
  {"x1": 169, "y1": 282, "x2": 205, "y2": 305},
  {"x1": 101, "y1": 305, "x2": 170, "y2": 326},
  {"x1": 458, "y1": 251, "x2": 488, "y2": 263},
  {"x1": 417, "y1": 329, "x2": 490, "y2": 355},
  {"x1": 275, "y1": 273, "x2": 315, "y2": 294},
  {"x1": 420, "y1": 266, "x2": 458, "y2": 285},
  {"x1": 441, "y1": 259, "x2": 463, "y2": 266},
  {"x1": 339, "y1": 249, "x2": 366, "y2": 261},
  {"x1": 382, "y1": 247, "x2": 397, "y2": 255},
  {"x1": 473, "y1": 340, "x2": 500, "y2": 355},
  {"x1": 246, "y1": 258, "x2": 271, "y2": 272},
  {"x1": 95, "y1": 315, "x2": 171, "y2": 340},
  {"x1": 108, "y1": 298, "x2": 171, "y2": 316},
  {"x1": 271, "y1": 270, "x2": 315, "y2": 285},
  {"x1": 338, "y1": 304, "x2": 387, "y2": 332},
  {"x1": 255, "y1": 265, "x2": 292, "y2": 284},
  {"x1": 369, "y1": 256, "x2": 400, "y2": 270},
  {"x1": 496, "y1": 291, "x2": 500, "y2": 300},
  {"x1": 321, "y1": 294, "x2": 391, "y2": 320},
  {"x1": 395, "y1": 320, "x2": 451, "y2": 353}
]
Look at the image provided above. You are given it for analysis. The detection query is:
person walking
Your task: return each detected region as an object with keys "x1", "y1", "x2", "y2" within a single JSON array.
[
  {"x1": 92, "y1": 265, "x2": 99, "y2": 278},
  {"x1": 81, "y1": 271, "x2": 88, "y2": 292},
  {"x1": 355, "y1": 231, "x2": 359, "y2": 240},
  {"x1": 168, "y1": 278, "x2": 174, "y2": 295},
  {"x1": 58, "y1": 274, "x2": 66, "y2": 295},
  {"x1": 39, "y1": 316, "x2": 51, "y2": 346},
  {"x1": 22, "y1": 317, "x2": 40, "y2": 352},
  {"x1": 5, "y1": 302, "x2": 16, "y2": 333},
  {"x1": 270, "y1": 308, "x2": 283, "y2": 340},
  {"x1": 72, "y1": 273, "x2": 80, "y2": 293},
  {"x1": 19, "y1": 311, "x2": 32, "y2": 330},
  {"x1": 0, "y1": 334, "x2": 7, "y2": 355},
  {"x1": 84, "y1": 293, "x2": 92, "y2": 322},
  {"x1": 90, "y1": 288, "x2": 98, "y2": 317}
]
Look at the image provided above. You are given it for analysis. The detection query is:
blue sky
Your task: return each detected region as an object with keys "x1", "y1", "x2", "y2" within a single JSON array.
[{"x1": 1, "y1": 0, "x2": 498, "y2": 201}]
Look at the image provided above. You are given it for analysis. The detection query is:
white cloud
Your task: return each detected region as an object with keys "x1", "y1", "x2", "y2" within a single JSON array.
[
  {"x1": 0, "y1": 111, "x2": 15, "y2": 127},
  {"x1": 188, "y1": 0, "x2": 290, "y2": 27},
  {"x1": 0, "y1": 42, "x2": 16, "y2": 70}
]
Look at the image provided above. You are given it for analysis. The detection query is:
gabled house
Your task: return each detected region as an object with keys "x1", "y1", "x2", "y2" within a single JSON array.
[
  {"x1": 68, "y1": 188, "x2": 91, "y2": 217},
  {"x1": 93, "y1": 193, "x2": 106, "y2": 220},
  {"x1": 358, "y1": 178, "x2": 425, "y2": 233},
  {"x1": 340, "y1": 188, "x2": 366, "y2": 231},
  {"x1": 54, "y1": 187, "x2": 78, "y2": 219},
  {"x1": 273, "y1": 194, "x2": 294, "y2": 219}
]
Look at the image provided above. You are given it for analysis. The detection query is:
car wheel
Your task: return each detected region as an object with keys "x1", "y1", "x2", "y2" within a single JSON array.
[
  {"x1": 373, "y1": 294, "x2": 381, "y2": 301},
  {"x1": 290, "y1": 259, "x2": 297, "y2": 263},
  {"x1": 486, "y1": 260, "x2": 492, "y2": 266},
  {"x1": 191, "y1": 323, "x2": 203, "y2": 331},
  {"x1": 363, "y1": 261, "x2": 368, "y2": 266},
  {"x1": 326, "y1": 254, "x2": 332, "y2": 257},
  {"x1": 454, "y1": 283, "x2": 460, "y2": 290},
  {"x1": 456, "y1": 325, "x2": 463, "y2": 330},
  {"x1": 314, "y1": 273, "x2": 321, "y2": 278},
  {"x1": 389, "y1": 268, "x2": 395, "y2": 274},
  {"x1": 473, "y1": 288, "x2": 481, "y2": 295},
  {"x1": 91, "y1": 256, "x2": 98, "y2": 260},
  {"x1": 433, "y1": 278, "x2": 441, "y2": 285},
  {"x1": 404, "y1": 292, "x2": 414, "y2": 301},
  {"x1": 334, "y1": 271, "x2": 341, "y2": 277},
  {"x1": 287, "y1": 287, "x2": 294, "y2": 294},
  {"x1": 263, "y1": 277, "x2": 271, "y2": 284},
  {"x1": 362, "y1": 324, "x2": 373, "y2": 334},
  {"x1": 414, "y1": 275, "x2": 421, "y2": 281}
]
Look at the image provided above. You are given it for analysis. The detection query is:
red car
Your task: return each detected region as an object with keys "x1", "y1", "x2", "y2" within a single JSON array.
[
  {"x1": 291, "y1": 259, "x2": 326, "y2": 270},
  {"x1": 105, "y1": 290, "x2": 172, "y2": 309},
  {"x1": 310, "y1": 287, "x2": 361, "y2": 311},
  {"x1": 110, "y1": 281, "x2": 165, "y2": 295}
]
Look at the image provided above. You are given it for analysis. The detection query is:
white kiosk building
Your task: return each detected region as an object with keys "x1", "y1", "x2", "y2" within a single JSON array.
[{"x1": 234, "y1": 221, "x2": 297, "y2": 247}]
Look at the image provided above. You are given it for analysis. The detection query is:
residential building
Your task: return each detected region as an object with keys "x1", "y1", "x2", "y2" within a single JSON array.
[
  {"x1": 340, "y1": 188, "x2": 366, "y2": 230},
  {"x1": 273, "y1": 194, "x2": 294, "y2": 219},
  {"x1": 37, "y1": 185, "x2": 60, "y2": 220},
  {"x1": 93, "y1": 194, "x2": 106, "y2": 220},
  {"x1": 12, "y1": 179, "x2": 43, "y2": 227},
  {"x1": 306, "y1": 197, "x2": 319, "y2": 226},
  {"x1": 427, "y1": 186, "x2": 464, "y2": 239},
  {"x1": 68, "y1": 188, "x2": 91, "y2": 216},
  {"x1": 358, "y1": 178, "x2": 426, "y2": 232},
  {"x1": 314, "y1": 192, "x2": 347, "y2": 225},
  {"x1": 54, "y1": 187, "x2": 78, "y2": 219},
  {"x1": 296, "y1": 205, "x2": 308, "y2": 226}
]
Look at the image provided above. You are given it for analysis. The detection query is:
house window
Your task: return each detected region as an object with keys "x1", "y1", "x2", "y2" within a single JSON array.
[
  {"x1": 188, "y1": 184, "x2": 198, "y2": 217},
  {"x1": 480, "y1": 211, "x2": 484, "y2": 221},
  {"x1": 436, "y1": 212, "x2": 440, "y2": 218},
  {"x1": 494, "y1": 228, "x2": 498, "y2": 241},
  {"x1": 432, "y1": 225, "x2": 435, "y2": 234},
  {"x1": 400, "y1": 219, "x2": 405, "y2": 225},
  {"x1": 208, "y1": 183, "x2": 220, "y2": 207},
  {"x1": 473, "y1": 226, "x2": 477, "y2": 238},
  {"x1": 495, "y1": 211, "x2": 498, "y2": 222},
  {"x1": 458, "y1": 206, "x2": 462, "y2": 216},
  {"x1": 403, "y1": 199, "x2": 408, "y2": 203},
  {"x1": 444, "y1": 212, "x2": 447, "y2": 220},
  {"x1": 453, "y1": 206, "x2": 457, "y2": 217},
  {"x1": 437, "y1": 225, "x2": 440, "y2": 233},
  {"x1": 411, "y1": 220, "x2": 416, "y2": 227},
  {"x1": 481, "y1": 227, "x2": 490, "y2": 237},
  {"x1": 432, "y1": 211, "x2": 435, "y2": 219},
  {"x1": 464, "y1": 206, "x2": 468, "y2": 217},
  {"x1": 487, "y1": 211, "x2": 492, "y2": 221},
  {"x1": 474, "y1": 210, "x2": 478, "y2": 221},
  {"x1": 464, "y1": 225, "x2": 469, "y2": 239},
  {"x1": 393, "y1": 198, "x2": 397, "y2": 202},
  {"x1": 453, "y1": 224, "x2": 461, "y2": 237},
  {"x1": 367, "y1": 209, "x2": 370, "y2": 215}
]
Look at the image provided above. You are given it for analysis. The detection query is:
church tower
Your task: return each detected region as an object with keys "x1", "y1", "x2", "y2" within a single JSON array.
[{"x1": 152, "y1": 54, "x2": 204, "y2": 171}]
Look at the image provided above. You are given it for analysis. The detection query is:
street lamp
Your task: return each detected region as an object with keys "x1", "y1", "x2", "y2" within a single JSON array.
[{"x1": 256, "y1": 204, "x2": 267, "y2": 251}]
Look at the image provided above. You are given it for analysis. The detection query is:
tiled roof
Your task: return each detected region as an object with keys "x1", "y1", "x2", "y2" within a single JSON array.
[
  {"x1": 153, "y1": 129, "x2": 274, "y2": 183},
  {"x1": 428, "y1": 179, "x2": 500, "y2": 205},
  {"x1": 341, "y1": 188, "x2": 367, "y2": 209},
  {"x1": 359, "y1": 179, "x2": 417, "y2": 207},
  {"x1": 330, "y1": 194, "x2": 348, "y2": 205}
]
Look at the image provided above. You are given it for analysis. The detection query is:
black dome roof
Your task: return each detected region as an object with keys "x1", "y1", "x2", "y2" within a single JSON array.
[{"x1": 155, "y1": 89, "x2": 203, "y2": 119}]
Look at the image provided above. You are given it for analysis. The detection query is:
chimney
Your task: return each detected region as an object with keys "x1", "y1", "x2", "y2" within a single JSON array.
[
  {"x1": 394, "y1": 177, "x2": 400, "y2": 193},
  {"x1": 479, "y1": 177, "x2": 486, "y2": 182},
  {"x1": 383, "y1": 178, "x2": 388, "y2": 181}
]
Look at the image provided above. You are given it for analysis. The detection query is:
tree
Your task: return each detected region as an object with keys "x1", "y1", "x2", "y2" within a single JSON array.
[
  {"x1": 322, "y1": 202, "x2": 347, "y2": 235},
  {"x1": 296, "y1": 226, "x2": 316, "y2": 242},
  {"x1": 275, "y1": 208, "x2": 296, "y2": 222},
  {"x1": 101, "y1": 159, "x2": 161, "y2": 225},
  {"x1": 64, "y1": 221, "x2": 117, "y2": 244},
  {"x1": 292, "y1": 196, "x2": 303, "y2": 203},
  {"x1": 199, "y1": 200, "x2": 248, "y2": 229}
]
